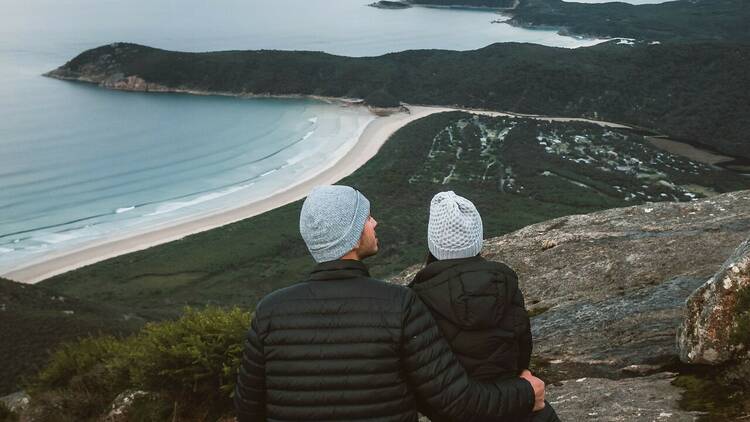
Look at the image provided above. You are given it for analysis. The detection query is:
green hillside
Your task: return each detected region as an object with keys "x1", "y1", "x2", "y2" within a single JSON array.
[
  {"x1": 509, "y1": 0, "x2": 750, "y2": 42},
  {"x1": 0, "y1": 278, "x2": 144, "y2": 395},
  {"x1": 400, "y1": 0, "x2": 748, "y2": 43}
]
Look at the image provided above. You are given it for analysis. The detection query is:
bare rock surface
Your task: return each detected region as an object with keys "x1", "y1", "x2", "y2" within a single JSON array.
[
  {"x1": 532, "y1": 276, "x2": 706, "y2": 373},
  {"x1": 418, "y1": 373, "x2": 703, "y2": 421},
  {"x1": 482, "y1": 191, "x2": 750, "y2": 309},
  {"x1": 678, "y1": 237, "x2": 750, "y2": 364},
  {"x1": 546, "y1": 372, "x2": 702, "y2": 421},
  {"x1": 102, "y1": 390, "x2": 151, "y2": 422},
  {"x1": 0, "y1": 391, "x2": 30, "y2": 413}
]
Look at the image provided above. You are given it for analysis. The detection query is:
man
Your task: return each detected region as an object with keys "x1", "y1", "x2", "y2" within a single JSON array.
[{"x1": 235, "y1": 185, "x2": 546, "y2": 421}]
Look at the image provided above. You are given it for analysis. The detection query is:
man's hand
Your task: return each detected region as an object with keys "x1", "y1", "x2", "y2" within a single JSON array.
[{"x1": 519, "y1": 369, "x2": 545, "y2": 412}]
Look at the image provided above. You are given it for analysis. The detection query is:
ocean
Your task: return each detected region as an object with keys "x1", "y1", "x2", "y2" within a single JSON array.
[{"x1": 0, "y1": 0, "x2": 611, "y2": 275}]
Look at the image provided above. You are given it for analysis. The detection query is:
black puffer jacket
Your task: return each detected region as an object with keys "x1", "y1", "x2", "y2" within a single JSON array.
[
  {"x1": 234, "y1": 259, "x2": 535, "y2": 422},
  {"x1": 409, "y1": 256, "x2": 532, "y2": 383}
]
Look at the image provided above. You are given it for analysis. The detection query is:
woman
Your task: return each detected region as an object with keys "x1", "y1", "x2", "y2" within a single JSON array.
[{"x1": 409, "y1": 191, "x2": 560, "y2": 422}]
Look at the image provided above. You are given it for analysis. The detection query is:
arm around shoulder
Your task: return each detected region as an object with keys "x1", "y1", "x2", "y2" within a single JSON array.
[
  {"x1": 234, "y1": 315, "x2": 267, "y2": 422},
  {"x1": 511, "y1": 283, "x2": 533, "y2": 372},
  {"x1": 400, "y1": 290, "x2": 536, "y2": 420}
]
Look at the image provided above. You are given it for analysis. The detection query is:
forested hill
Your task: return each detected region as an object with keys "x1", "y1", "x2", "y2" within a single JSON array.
[
  {"x1": 408, "y1": 0, "x2": 516, "y2": 7},
  {"x1": 509, "y1": 0, "x2": 750, "y2": 43},
  {"x1": 47, "y1": 42, "x2": 750, "y2": 160},
  {"x1": 404, "y1": 0, "x2": 749, "y2": 43}
]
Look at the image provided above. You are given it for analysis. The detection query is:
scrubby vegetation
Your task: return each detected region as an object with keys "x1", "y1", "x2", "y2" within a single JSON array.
[
  {"x1": 25, "y1": 307, "x2": 249, "y2": 421},
  {"x1": 363, "y1": 89, "x2": 400, "y2": 108},
  {"x1": 0, "y1": 402, "x2": 19, "y2": 422},
  {"x1": 672, "y1": 367, "x2": 750, "y2": 421},
  {"x1": 413, "y1": 116, "x2": 747, "y2": 203},
  {"x1": 395, "y1": 0, "x2": 748, "y2": 42},
  {"x1": 731, "y1": 286, "x2": 750, "y2": 348},
  {"x1": 0, "y1": 277, "x2": 144, "y2": 396},
  {"x1": 509, "y1": 0, "x2": 750, "y2": 43},
  {"x1": 52, "y1": 41, "x2": 750, "y2": 160}
]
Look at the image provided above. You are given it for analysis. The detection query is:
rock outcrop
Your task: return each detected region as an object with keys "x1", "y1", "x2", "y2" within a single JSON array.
[
  {"x1": 0, "y1": 391, "x2": 30, "y2": 415},
  {"x1": 546, "y1": 372, "x2": 703, "y2": 421},
  {"x1": 392, "y1": 190, "x2": 750, "y2": 419},
  {"x1": 44, "y1": 44, "x2": 173, "y2": 93},
  {"x1": 677, "y1": 238, "x2": 750, "y2": 364}
]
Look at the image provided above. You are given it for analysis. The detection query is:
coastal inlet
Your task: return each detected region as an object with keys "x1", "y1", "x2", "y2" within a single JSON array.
[{"x1": 0, "y1": 95, "x2": 374, "y2": 277}]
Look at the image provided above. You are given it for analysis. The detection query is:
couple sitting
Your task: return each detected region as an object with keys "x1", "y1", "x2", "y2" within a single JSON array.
[{"x1": 235, "y1": 185, "x2": 560, "y2": 421}]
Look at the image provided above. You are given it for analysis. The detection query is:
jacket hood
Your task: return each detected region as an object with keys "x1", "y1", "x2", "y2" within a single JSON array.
[{"x1": 410, "y1": 256, "x2": 518, "y2": 330}]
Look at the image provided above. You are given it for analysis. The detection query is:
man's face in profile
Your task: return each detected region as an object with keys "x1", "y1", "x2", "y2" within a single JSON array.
[{"x1": 357, "y1": 215, "x2": 379, "y2": 259}]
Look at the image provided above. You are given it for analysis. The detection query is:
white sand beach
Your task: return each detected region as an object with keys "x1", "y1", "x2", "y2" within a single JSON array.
[
  {"x1": 4, "y1": 104, "x2": 631, "y2": 284},
  {"x1": 3, "y1": 105, "x2": 448, "y2": 283}
]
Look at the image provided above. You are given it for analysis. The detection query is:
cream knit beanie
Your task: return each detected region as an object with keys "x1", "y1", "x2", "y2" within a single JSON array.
[{"x1": 427, "y1": 191, "x2": 483, "y2": 260}]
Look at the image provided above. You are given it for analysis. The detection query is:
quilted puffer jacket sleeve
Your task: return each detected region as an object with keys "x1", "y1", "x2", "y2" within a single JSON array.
[
  {"x1": 234, "y1": 316, "x2": 266, "y2": 422},
  {"x1": 511, "y1": 285, "x2": 533, "y2": 372},
  {"x1": 402, "y1": 290, "x2": 535, "y2": 420}
]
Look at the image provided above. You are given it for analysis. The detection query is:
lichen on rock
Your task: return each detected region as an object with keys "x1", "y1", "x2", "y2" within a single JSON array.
[{"x1": 677, "y1": 237, "x2": 750, "y2": 365}]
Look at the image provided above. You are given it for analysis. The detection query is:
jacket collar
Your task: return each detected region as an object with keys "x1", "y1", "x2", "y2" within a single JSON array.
[
  {"x1": 411, "y1": 255, "x2": 485, "y2": 286},
  {"x1": 308, "y1": 259, "x2": 371, "y2": 281}
]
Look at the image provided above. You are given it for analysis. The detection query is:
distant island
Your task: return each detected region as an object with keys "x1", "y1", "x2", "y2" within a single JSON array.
[
  {"x1": 508, "y1": 0, "x2": 749, "y2": 42},
  {"x1": 369, "y1": 1, "x2": 411, "y2": 9},
  {"x1": 374, "y1": 0, "x2": 749, "y2": 42},
  {"x1": 46, "y1": 42, "x2": 750, "y2": 161},
  {"x1": 409, "y1": 0, "x2": 516, "y2": 7}
]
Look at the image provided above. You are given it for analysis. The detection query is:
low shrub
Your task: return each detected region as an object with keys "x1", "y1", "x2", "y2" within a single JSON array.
[
  {"x1": 731, "y1": 286, "x2": 750, "y2": 348},
  {"x1": 27, "y1": 307, "x2": 251, "y2": 421},
  {"x1": 127, "y1": 306, "x2": 249, "y2": 411},
  {"x1": 33, "y1": 336, "x2": 127, "y2": 391},
  {"x1": 0, "y1": 401, "x2": 19, "y2": 422}
]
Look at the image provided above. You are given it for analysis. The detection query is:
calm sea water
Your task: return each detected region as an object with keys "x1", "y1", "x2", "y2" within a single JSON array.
[{"x1": 0, "y1": 0, "x2": 609, "y2": 274}]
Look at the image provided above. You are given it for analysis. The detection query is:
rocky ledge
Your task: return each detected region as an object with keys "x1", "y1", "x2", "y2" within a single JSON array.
[
  {"x1": 45, "y1": 43, "x2": 175, "y2": 93},
  {"x1": 394, "y1": 190, "x2": 750, "y2": 420}
]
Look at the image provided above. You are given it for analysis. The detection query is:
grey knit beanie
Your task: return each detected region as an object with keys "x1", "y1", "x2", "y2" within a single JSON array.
[
  {"x1": 300, "y1": 185, "x2": 371, "y2": 263},
  {"x1": 428, "y1": 191, "x2": 483, "y2": 260}
]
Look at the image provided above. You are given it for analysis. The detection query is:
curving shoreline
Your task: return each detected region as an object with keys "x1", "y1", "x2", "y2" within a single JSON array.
[
  {"x1": 2, "y1": 105, "x2": 447, "y2": 284},
  {"x1": 2, "y1": 101, "x2": 725, "y2": 284}
]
